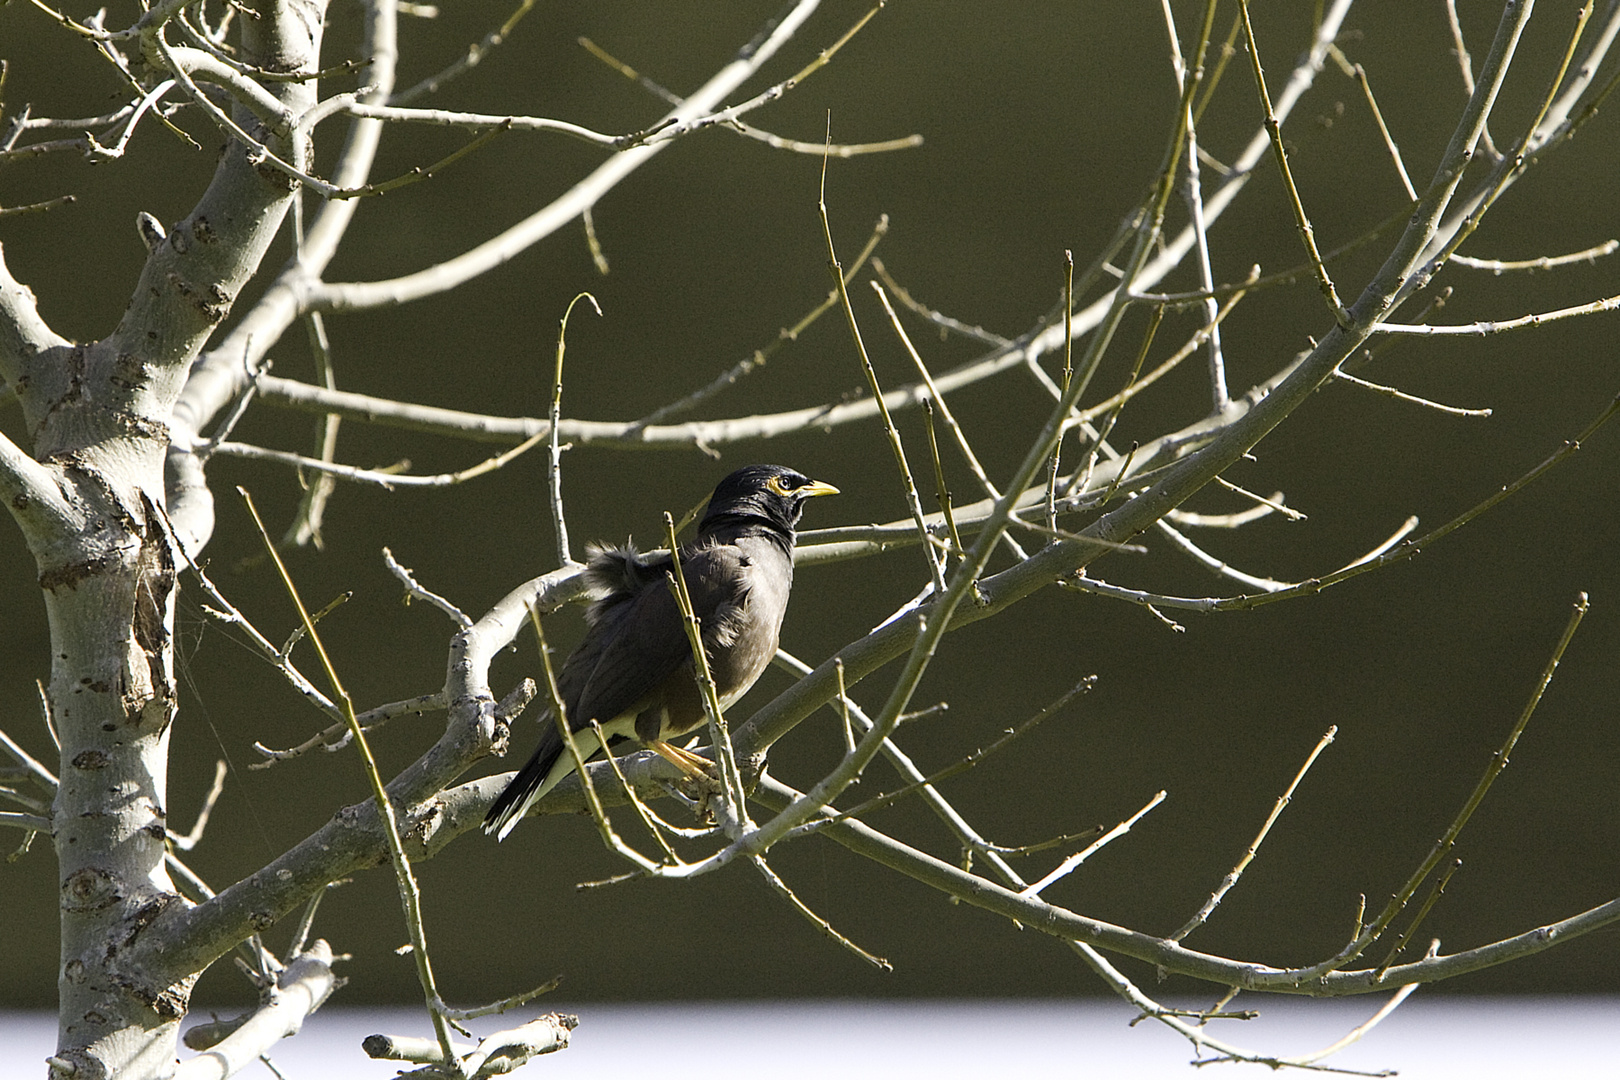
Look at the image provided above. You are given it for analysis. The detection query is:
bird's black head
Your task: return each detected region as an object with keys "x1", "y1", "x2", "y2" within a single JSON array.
[{"x1": 698, "y1": 464, "x2": 838, "y2": 547}]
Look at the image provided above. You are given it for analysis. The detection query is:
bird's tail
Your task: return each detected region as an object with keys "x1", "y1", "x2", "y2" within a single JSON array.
[
  {"x1": 483, "y1": 729, "x2": 565, "y2": 841},
  {"x1": 484, "y1": 721, "x2": 627, "y2": 840}
]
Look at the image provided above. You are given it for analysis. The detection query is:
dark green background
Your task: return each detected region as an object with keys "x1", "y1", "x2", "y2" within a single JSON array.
[{"x1": 1, "y1": 1, "x2": 1616, "y2": 1010}]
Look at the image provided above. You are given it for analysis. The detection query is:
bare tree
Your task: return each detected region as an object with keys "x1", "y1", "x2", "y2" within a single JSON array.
[{"x1": 3, "y1": 0, "x2": 1618, "y2": 1076}]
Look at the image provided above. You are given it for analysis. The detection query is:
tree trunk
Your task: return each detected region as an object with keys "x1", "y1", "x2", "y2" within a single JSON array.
[{"x1": 7, "y1": 2, "x2": 327, "y2": 1072}]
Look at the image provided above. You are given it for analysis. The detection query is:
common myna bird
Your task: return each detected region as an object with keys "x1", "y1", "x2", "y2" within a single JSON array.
[{"x1": 484, "y1": 464, "x2": 838, "y2": 840}]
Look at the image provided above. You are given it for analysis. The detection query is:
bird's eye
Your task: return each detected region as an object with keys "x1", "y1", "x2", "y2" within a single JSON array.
[{"x1": 766, "y1": 475, "x2": 795, "y2": 496}]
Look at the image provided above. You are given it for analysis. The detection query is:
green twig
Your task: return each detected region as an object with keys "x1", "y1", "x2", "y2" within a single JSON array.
[
  {"x1": 237, "y1": 487, "x2": 457, "y2": 1066},
  {"x1": 1238, "y1": 0, "x2": 1349, "y2": 324},
  {"x1": 1070, "y1": 305, "x2": 1161, "y2": 500},
  {"x1": 632, "y1": 215, "x2": 889, "y2": 432},
  {"x1": 525, "y1": 608, "x2": 662, "y2": 872},
  {"x1": 821, "y1": 137, "x2": 946, "y2": 596},
  {"x1": 1172, "y1": 726, "x2": 1337, "y2": 942},
  {"x1": 920, "y1": 399, "x2": 964, "y2": 559},
  {"x1": 1376, "y1": 859, "x2": 1460, "y2": 980},
  {"x1": 868, "y1": 280, "x2": 1007, "y2": 560},
  {"x1": 1417, "y1": 2, "x2": 1594, "y2": 279},
  {"x1": 750, "y1": 853, "x2": 891, "y2": 970},
  {"x1": 548, "y1": 293, "x2": 600, "y2": 567},
  {"x1": 1046, "y1": 251, "x2": 1075, "y2": 531},
  {"x1": 662, "y1": 514, "x2": 751, "y2": 823},
  {"x1": 1312, "y1": 591, "x2": 1590, "y2": 976}
]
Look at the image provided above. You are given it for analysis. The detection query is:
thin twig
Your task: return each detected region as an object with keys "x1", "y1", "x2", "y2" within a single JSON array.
[
  {"x1": 391, "y1": 0, "x2": 542, "y2": 105},
  {"x1": 590, "y1": 719, "x2": 684, "y2": 866},
  {"x1": 250, "y1": 693, "x2": 446, "y2": 766},
  {"x1": 772, "y1": 650, "x2": 1093, "y2": 889},
  {"x1": 1444, "y1": 0, "x2": 1501, "y2": 159},
  {"x1": 1370, "y1": 291, "x2": 1620, "y2": 335},
  {"x1": 631, "y1": 215, "x2": 890, "y2": 432},
  {"x1": 1077, "y1": 273, "x2": 1251, "y2": 426},
  {"x1": 662, "y1": 514, "x2": 751, "y2": 824},
  {"x1": 1157, "y1": 517, "x2": 1295, "y2": 593},
  {"x1": 786, "y1": 687, "x2": 1085, "y2": 840},
  {"x1": 208, "y1": 428, "x2": 550, "y2": 487},
  {"x1": 871, "y1": 259, "x2": 1012, "y2": 347},
  {"x1": 1047, "y1": 252, "x2": 1076, "y2": 531},
  {"x1": 1162, "y1": 1, "x2": 1230, "y2": 410},
  {"x1": 1308, "y1": 592, "x2": 1590, "y2": 977},
  {"x1": 1405, "y1": 2, "x2": 1594, "y2": 291},
  {"x1": 0, "y1": 726, "x2": 57, "y2": 791},
  {"x1": 1067, "y1": 515, "x2": 1419, "y2": 614},
  {"x1": 750, "y1": 854, "x2": 891, "y2": 969},
  {"x1": 1020, "y1": 790, "x2": 1167, "y2": 899},
  {"x1": 1289, "y1": 976, "x2": 1425, "y2": 1065},
  {"x1": 548, "y1": 293, "x2": 600, "y2": 567},
  {"x1": 287, "y1": 890, "x2": 324, "y2": 957},
  {"x1": 868, "y1": 280, "x2": 1024, "y2": 562},
  {"x1": 820, "y1": 162, "x2": 943, "y2": 594},
  {"x1": 383, "y1": 548, "x2": 472, "y2": 628},
  {"x1": 168, "y1": 760, "x2": 229, "y2": 851},
  {"x1": 526, "y1": 607, "x2": 662, "y2": 871},
  {"x1": 835, "y1": 660, "x2": 855, "y2": 755},
  {"x1": 281, "y1": 317, "x2": 341, "y2": 550},
  {"x1": 582, "y1": 206, "x2": 609, "y2": 275},
  {"x1": 1071, "y1": 306, "x2": 1161, "y2": 499},
  {"x1": 1329, "y1": 48, "x2": 1416, "y2": 201},
  {"x1": 1376, "y1": 861, "x2": 1460, "y2": 979},
  {"x1": 435, "y1": 977, "x2": 562, "y2": 1022},
  {"x1": 195, "y1": 350, "x2": 268, "y2": 464},
  {"x1": 1172, "y1": 726, "x2": 1337, "y2": 941},
  {"x1": 576, "y1": 15, "x2": 919, "y2": 159},
  {"x1": 1449, "y1": 239, "x2": 1617, "y2": 272},
  {"x1": 237, "y1": 487, "x2": 458, "y2": 1063},
  {"x1": 0, "y1": 810, "x2": 51, "y2": 832},
  {"x1": 623, "y1": 3, "x2": 892, "y2": 151},
  {"x1": 1238, "y1": 0, "x2": 1349, "y2": 324},
  {"x1": 919, "y1": 399, "x2": 965, "y2": 560},
  {"x1": 1212, "y1": 476, "x2": 1307, "y2": 521},
  {"x1": 1332, "y1": 368, "x2": 1492, "y2": 417}
]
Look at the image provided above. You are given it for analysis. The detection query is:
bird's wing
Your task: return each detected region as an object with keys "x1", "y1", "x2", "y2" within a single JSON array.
[
  {"x1": 566, "y1": 542, "x2": 760, "y2": 729},
  {"x1": 485, "y1": 578, "x2": 689, "y2": 839},
  {"x1": 566, "y1": 568, "x2": 691, "y2": 732},
  {"x1": 580, "y1": 542, "x2": 668, "y2": 628},
  {"x1": 680, "y1": 541, "x2": 766, "y2": 647},
  {"x1": 690, "y1": 537, "x2": 793, "y2": 703}
]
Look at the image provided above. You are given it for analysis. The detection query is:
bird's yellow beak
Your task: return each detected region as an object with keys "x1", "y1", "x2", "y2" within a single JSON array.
[{"x1": 800, "y1": 479, "x2": 840, "y2": 498}]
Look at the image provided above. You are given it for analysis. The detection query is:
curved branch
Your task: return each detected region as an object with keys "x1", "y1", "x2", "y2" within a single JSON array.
[
  {"x1": 124, "y1": 565, "x2": 591, "y2": 986},
  {"x1": 166, "y1": 0, "x2": 826, "y2": 555},
  {"x1": 173, "y1": 0, "x2": 825, "y2": 446},
  {"x1": 172, "y1": 942, "x2": 337, "y2": 1080},
  {"x1": 751, "y1": 775, "x2": 1620, "y2": 995},
  {"x1": 0, "y1": 242, "x2": 71, "y2": 388}
]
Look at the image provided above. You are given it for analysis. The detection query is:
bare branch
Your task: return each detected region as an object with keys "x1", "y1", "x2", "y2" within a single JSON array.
[
  {"x1": 172, "y1": 942, "x2": 338, "y2": 1080},
  {"x1": 1371, "y1": 291, "x2": 1620, "y2": 335},
  {"x1": 167, "y1": 760, "x2": 228, "y2": 851},
  {"x1": 754, "y1": 774, "x2": 1620, "y2": 995},
  {"x1": 1019, "y1": 790, "x2": 1167, "y2": 899},
  {"x1": 383, "y1": 548, "x2": 471, "y2": 629},
  {"x1": 1238, "y1": 0, "x2": 1350, "y2": 324},
  {"x1": 1172, "y1": 727, "x2": 1337, "y2": 942},
  {"x1": 1450, "y1": 239, "x2": 1618, "y2": 272}
]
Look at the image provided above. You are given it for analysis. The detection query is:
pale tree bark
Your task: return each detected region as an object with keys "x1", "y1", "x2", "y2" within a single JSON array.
[
  {"x1": 2, "y1": 1, "x2": 1619, "y2": 1077},
  {"x1": 2, "y1": 0, "x2": 321, "y2": 1073}
]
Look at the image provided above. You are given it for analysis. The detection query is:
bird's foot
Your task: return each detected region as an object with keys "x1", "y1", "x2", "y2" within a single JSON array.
[
  {"x1": 650, "y1": 739, "x2": 712, "y2": 777},
  {"x1": 650, "y1": 740, "x2": 722, "y2": 812}
]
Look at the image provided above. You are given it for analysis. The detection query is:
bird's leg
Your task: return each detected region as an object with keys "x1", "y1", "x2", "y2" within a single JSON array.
[
  {"x1": 650, "y1": 740, "x2": 723, "y2": 822},
  {"x1": 649, "y1": 740, "x2": 713, "y2": 780}
]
